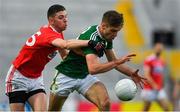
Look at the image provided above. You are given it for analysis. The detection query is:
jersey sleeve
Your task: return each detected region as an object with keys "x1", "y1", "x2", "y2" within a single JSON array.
[
  {"x1": 106, "y1": 41, "x2": 113, "y2": 49},
  {"x1": 78, "y1": 28, "x2": 97, "y2": 55},
  {"x1": 82, "y1": 47, "x2": 96, "y2": 55},
  {"x1": 144, "y1": 59, "x2": 151, "y2": 68},
  {"x1": 79, "y1": 37, "x2": 96, "y2": 55},
  {"x1": 44, "y1": 33, "x2": 64, "y2": 47},
  {"x1": 48, "y1": 33, "x2": 64, "y2": 43}
]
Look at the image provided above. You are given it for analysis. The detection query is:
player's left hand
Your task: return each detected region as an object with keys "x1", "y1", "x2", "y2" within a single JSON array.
[{"x1": 130, "y1": 69, "x2": 147, "y2": 89}]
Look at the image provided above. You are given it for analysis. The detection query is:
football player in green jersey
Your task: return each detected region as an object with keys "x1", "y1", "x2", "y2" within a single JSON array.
[{"x1": 49, "y1": 10, "x2": 146, "y2": 111}]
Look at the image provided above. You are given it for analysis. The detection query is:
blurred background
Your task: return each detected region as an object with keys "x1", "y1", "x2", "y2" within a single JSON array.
[{"x1": 0, "y1": 0, "x2": 180, "y2": 111}]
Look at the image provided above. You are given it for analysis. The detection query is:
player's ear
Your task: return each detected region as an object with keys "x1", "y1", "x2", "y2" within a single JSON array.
[
  {"x1": 101, "y1": 22, "x2": 107, "y2": 30},
  {"x1": 48, "y1": 17, "x2": 54, "y2": 25}
]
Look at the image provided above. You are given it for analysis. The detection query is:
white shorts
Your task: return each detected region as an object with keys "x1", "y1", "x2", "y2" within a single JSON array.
[
  {"x1": 50, "y1": 72, "x2": 100, "y2": 96},
  {"x1": 141, "y1": 89, "x2": 168, "y2": 101},
  {"x1": 5, "y1": 65, "x2": 45, "y2": 94}
]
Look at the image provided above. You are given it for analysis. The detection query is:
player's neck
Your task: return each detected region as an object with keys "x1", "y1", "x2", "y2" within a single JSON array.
[
  {"x1": 50, "y1": 25, "x2": 62, "y2": 33},
  {"x1": 155, "y1": 52, "x2": 161, "y2": 58}
]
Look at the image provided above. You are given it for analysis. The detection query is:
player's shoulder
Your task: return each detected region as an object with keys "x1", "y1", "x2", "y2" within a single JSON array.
[
  {"x1": 90, "y1": 25, "x2": 98, "y2": 29},
  {"x1": 78, "y1": 25, "x2": 98, "y2": 39},
  {"x1": 145, "y1": 54, "x2": 156, "y2": 62},
  {"x1": 85, "y1": 25, "x2": 98, "y2": 33},
  {"x1": 40, "y1": 25, "x2": 49, "y2": 31},
  {"x1": 40, "y1": 25, "x2": 63, "y2": 37}
]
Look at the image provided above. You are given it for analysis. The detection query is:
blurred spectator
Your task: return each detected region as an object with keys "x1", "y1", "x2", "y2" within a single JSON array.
[
  {"x1": 172, "y1": 78, "x2": 180, "y2": 111},
  {"x1": 141, "y1": 42, "x2": 170, "y2": 111}
]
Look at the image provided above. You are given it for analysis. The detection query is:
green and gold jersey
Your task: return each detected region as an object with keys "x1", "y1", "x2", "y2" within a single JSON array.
[{"x1": 55, "y1": 25, "x2": 113, "y2": 79}]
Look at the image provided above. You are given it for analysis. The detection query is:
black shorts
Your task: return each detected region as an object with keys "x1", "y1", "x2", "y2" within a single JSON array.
[{"x1": 7, "y1": 89, "x2": 46, "y2": 104}]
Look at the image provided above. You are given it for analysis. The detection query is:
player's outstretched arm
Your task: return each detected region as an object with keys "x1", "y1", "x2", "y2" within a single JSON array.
[
  {"x1": 86, "y1": 53, "x2": 134, "y2": 75},
  {"x1": 51, "y1": 38, "x2": 104, "y2": 52},
  {"x1": 105, "y1": 49, "x2": 147, "y2": 88},
  {"x1": 52, "y1": 38, "x2": 88, "y2": 49},
  {"x1": 105, "y1": 49, "x2": 136, "y2": 76}
]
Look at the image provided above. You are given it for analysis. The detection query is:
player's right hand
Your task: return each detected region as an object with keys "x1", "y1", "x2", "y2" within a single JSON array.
[
  {"x1": 130, "y1": 69, "x2": 147, "y2": 89},
  {"x1": 115, "y1": 53, "x2": 136, "y2": 65}
]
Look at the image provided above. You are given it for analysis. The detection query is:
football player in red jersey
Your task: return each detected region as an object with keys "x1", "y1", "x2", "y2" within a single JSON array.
[
  {"x1": 5, "y1": 4, "x2": 104, "y2": 111},
  {"x1": 141, "y1": 42, "x2": 170, "y2": 111}
]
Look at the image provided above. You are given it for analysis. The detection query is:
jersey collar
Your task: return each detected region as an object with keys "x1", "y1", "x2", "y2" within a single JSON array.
[
  {"x1": 49, "y1": 25, "x2": 59, "y2": 33},
  {"x1": 96, "y1": 25, "x2": 105, "y2": 41}
]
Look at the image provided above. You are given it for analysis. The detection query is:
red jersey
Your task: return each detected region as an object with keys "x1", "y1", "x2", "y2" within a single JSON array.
[
  {"x1": 143, "y1": 54, "x2": 165, "y2": 90},
  {"x1": 13, "y1": 25, "x2": 64, "y2": 78}
]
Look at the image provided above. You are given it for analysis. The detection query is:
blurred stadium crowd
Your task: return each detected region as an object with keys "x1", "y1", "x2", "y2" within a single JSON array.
[{"x1": 0, "y1": 0, "x2": 179, "y2": 111}]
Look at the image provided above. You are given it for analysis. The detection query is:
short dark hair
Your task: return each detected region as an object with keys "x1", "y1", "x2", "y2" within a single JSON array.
[
  {"x1": 102, "y1": 10, "x2": 124, "y2": 27},
  {"x1": 47, "y1": 4, "x2": 66, "y2": 19}
]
